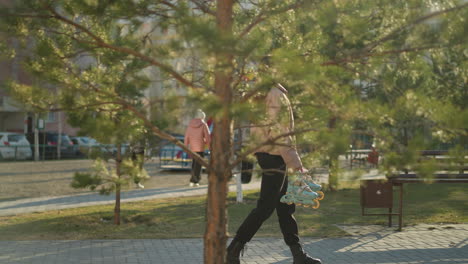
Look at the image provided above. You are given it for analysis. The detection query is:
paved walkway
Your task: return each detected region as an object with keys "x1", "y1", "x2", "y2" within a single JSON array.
[
  {"x1": 1, "y1": 169, "x2": 467, "y2": 263},
  {"x1": 1, "y1": 224, "x2": 467, "y2": 264},
  {"x1": 0, "y1": 181, "x2": 261, "y2": 216}
]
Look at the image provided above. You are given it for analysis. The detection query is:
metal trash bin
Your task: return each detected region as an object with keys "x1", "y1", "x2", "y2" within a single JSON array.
[
  {"x1": 361, "y1": 180, "x2": 393, "y2": 208},
  {"x1": 360, "y1": 179, "x2": 395, "y2": 226}
]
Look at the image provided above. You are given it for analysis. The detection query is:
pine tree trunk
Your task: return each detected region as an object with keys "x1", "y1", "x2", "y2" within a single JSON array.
[
  {"x1": 328, "y1": 158, "x2": 339, "y2": 191},
  {"x1": 114, "y1": 143, "x2": 122, "y2": 225},
  {"x1": 204, "y1": 1, "x2": 233, "y2": 263},
  {"x1": 328, "y1": 117, "x2": 338, "y2": 191},
  {"x1": 114, "y1": 185, "x2": 121, "y2": 225}
]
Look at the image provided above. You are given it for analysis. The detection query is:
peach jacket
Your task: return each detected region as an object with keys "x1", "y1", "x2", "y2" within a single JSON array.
[
  {"x1": 250, "y1": 85, "x2": 303, "y2": 169},
  {"x1": 184, "y1": 118, "x2": 211, "y2": 152}
]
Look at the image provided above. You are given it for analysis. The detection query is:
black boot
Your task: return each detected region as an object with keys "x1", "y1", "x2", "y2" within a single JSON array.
[
  {"x1": 290, "y1": 244, "x2": 322, "y2": 264},
  {"x1": 226, "y1": 238, "x2": 245, "y2": 264}
]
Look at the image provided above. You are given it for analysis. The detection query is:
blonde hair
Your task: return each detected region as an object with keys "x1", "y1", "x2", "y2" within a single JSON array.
[{"x1": 195, "y1": 109, "x2": 206, "y2": 119}]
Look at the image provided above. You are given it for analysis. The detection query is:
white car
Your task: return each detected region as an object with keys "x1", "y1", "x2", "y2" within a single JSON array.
[{"x1": 0, "y1": 132, "x2": 33, "y2": 160}]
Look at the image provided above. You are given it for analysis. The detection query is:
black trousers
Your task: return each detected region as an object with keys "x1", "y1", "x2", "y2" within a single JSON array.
[
  {"x1": 234, "y1": 152, "x2": 299, "y2": 246},
  {"x1": 241, "y1": 160, "x2": 254, "y2": 184},
  {"x1": 190, "y1": 152, "x2": 205, "y2": 183}
]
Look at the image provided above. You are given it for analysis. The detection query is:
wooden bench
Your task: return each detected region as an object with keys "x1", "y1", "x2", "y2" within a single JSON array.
[{"x1": 362, "y1": 150, "x2": 468, "y2": 231}]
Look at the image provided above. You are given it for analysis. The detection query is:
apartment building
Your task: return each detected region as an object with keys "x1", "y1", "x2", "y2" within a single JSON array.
[{"x1": 0, "y1": 38, "x2": 79, "y2": 136}]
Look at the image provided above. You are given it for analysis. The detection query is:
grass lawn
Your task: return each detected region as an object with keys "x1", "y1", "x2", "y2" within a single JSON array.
[
  {"x1": 0, "y1": 159, "x2": 193, "y2": 201},
  {"x1": 0, "y1": 183, "x2": 466, "y2": 240}
]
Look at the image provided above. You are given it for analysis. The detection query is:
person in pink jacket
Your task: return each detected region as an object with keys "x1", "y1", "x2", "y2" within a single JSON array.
[
  {"x1": 184, "y1": 109, "x2": 211, "y2": 187},
  {"x1": 227, "y1": 84, "x2": 322, "y2": 264}
]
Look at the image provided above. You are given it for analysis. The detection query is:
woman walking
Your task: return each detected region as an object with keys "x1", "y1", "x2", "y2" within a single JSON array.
[
  {"x1": 184, "y1": 109, "x2": 211, "y2": 187},
  {"x1": 226, "y1": 84, "x2": 322, "y2": 264}
]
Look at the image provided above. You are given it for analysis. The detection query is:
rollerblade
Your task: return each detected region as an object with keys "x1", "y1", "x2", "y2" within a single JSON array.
[
  {"x1": 301, "y1": 174, "x2": 325, "y2": 200},
  {"x1": 280, "y1": 173, "x2": 324, "y2": 209}
]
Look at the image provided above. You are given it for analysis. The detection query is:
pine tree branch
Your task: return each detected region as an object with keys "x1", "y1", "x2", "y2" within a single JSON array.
[
  {"x1": 18, "y1": 54, "x2": 210, "y2": 167},
  {"x1": 231, "y1": 60, "x2": 248, "y2": 91},
  {"x1": 189, "y1": 0, "x2": 216, "y2": 16},
  {"x1": 320, "y1": 3, "x2": 468, "y2": 66},
  {"x1": 230, "y1": 127, "x2": 320, "y2": 169},
  {"x1": 238, "y1": 10, "x2": 266, "y2": 39},
  {"x1": 364, "y1": 2, "x2": 468, "y2": 52},
  {"x1": 159, "y1": 0, "x2": 178, "y2": 9},
  {"x1": 122, "y1": 102, "x2": 210, "y2": 168},
  {"x1": 0, "y1": 13, "x2": 54, "y2": 19},
  {"x1": 40, "y1": 3, "x2": 202, "y2": 89},
  {"x1": 30, "y1": 102, "x2": 124, "y2": 113},
  {"x1": 238, "y1": 85, "x2": 267, "y2": 103},
  {"x1": 57, "y1": 58, "x2": 121, "y2": 98},
  {"x1": 321, "y1": 44, "x2": 455, "y2": 66},
  {"x1": 338, "y1": 64, "x2": 379, "y2": 84},
  {"x1": 238, "y1": 0, "x2": 315, "y2": 38}
]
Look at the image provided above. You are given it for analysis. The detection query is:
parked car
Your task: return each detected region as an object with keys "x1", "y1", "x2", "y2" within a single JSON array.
[
  {"x1": 0, "y1": 132, "x2": 33, "y2": 160},
  {"x1": 70, "y1": 136, "x2": 103, "y2": 157},
  {"x1": 108, "y1": 143, "x2": 130, "y2": 157},
  {"x1": 71, "y1": 136, "x2": 95, "y2": 147},
  {"x1": 26, "y1": 132, "x2": 75, "y2": 160},
  {"x1": 159, "y1": 134, "x2": 210, "y2": 170}
]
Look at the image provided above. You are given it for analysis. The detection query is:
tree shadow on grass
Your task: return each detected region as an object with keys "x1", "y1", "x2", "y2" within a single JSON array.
[
  {"x1": 0, "y1": 186, "x2": 202, "y2": 211},
  {"x1": 0, "y1": 199, "x2": 207, "y2": 240},
  {"x1": 0, "y1": 184, "x2": 465, "y2": 241}
]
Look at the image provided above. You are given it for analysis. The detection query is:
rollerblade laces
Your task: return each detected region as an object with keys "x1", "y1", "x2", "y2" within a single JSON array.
[
  {"x1": 303, "y1": 174, "x2": 323, "y2": 193},
  {"x1": 280, "y1": 173, "x2": 325, "y2": 209}
]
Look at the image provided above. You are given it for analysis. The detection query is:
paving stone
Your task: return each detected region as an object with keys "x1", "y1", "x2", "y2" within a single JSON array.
[
  {"x1": 2, "y1": 225, "x2": 467, "y2": 264},
  {"x1": 1, "y1": 175, "x2": 467, "y2": 263}
]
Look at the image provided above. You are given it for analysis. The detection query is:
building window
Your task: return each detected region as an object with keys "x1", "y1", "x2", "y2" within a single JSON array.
[{"x1": 46, "y1": 112, "x2": 56, "y2": 122}]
